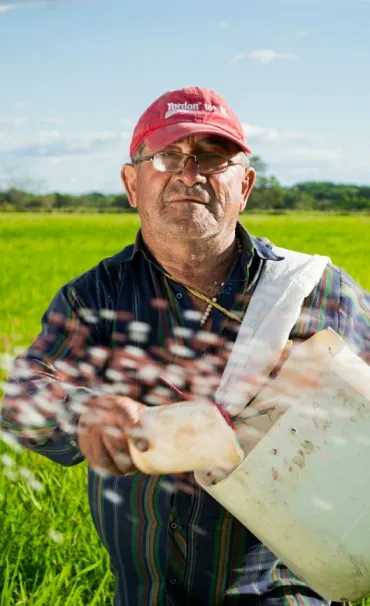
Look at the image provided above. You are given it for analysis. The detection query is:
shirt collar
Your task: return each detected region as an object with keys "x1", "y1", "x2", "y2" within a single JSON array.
[
  {"x1": 236, "y1": 222, "x2": 284, "y2": 262},
  {"x1": 116, "y1": 223, "x2": 284, "y2": 264}
]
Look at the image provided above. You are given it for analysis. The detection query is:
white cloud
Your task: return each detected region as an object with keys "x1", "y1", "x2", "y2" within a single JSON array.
[
  {"x1": 244, "y1": 122, "x2": 342, "y2": 165},
  {"x1": 0, "y1": 133, "x2": 15, "y2": 143},
  {"x1": 1, "y1": 129, "x2": 132, "y2": 158},
  {"x1": 39, "y1": 130, "x2": 61, "y2": 138},
  {"x1": 259, "y1": 146, "x2": 345, "y2": 185},
  {"x1": 243, "y1": 123, "x2": 315, "y2": 143},
  {"x1": 267, "y1": 148, "x2": 365, "y2": 186},
  {"x1": 0, "y1": 0, "x2": 69, "y2": 9},
  {"x1": 120, "y1": 118, "x2": 135, "y2": 127},
  {"x1": 0, "y1": 115, "x2": 25, "y2": 125},
  {"x1": 241, "y1": 121, "x2": 346, "y2": 183},
  {"x1": 217, "y1": 21, "x2": 230, "y2": 29},
  {"x1": 0, "y1": 1, "x2": 37, "y2": 9},
  {"x1": 42, "y1": 117, "x2": 63, "y2": 125},
  {"x1": 231, "y1": 49, "x2": 299, "y2": 64},
  {"x1": 283, "y1": 147, "x2": 343, "y2": 162},
  {"x1": 279, "y1": 30, "x2": 308, "y2": 40}
]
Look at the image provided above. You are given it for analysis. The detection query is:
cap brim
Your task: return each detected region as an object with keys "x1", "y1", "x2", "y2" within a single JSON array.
[{"x1": 144, "y1": 122, "x2": 251, "y2": 155}]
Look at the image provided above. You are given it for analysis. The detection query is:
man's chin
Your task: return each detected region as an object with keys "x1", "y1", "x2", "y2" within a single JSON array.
[
  {"x1": 162, "y1": 205, "x2": 216, "y2": 227},
  {"x1": 162, "y1": 216, "x2": 217, "y2": 237}
]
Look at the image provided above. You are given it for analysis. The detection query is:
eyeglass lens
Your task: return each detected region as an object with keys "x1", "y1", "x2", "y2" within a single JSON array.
[{"x1": 153, "y1": 152, "x2": 229, "y2": 174}]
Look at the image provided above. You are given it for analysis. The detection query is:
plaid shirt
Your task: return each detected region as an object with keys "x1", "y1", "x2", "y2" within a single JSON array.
[{"x1": 2, "y1": 223, "x2": 369, "y2": 606}]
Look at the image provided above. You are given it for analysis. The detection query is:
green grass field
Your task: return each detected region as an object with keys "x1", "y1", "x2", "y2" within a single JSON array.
[{"x1": 0, "y1": 213, "x2": 369, "y2": 605}]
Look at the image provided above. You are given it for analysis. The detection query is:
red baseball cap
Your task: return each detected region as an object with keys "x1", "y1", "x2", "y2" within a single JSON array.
[{"x1": 129, "y1": 86, "x2": 251, "y2": 158}]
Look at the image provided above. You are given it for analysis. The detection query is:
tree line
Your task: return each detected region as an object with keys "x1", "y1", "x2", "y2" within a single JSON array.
[{"x1": 1, "y1": 156, "x2": 370, "y2": 212}]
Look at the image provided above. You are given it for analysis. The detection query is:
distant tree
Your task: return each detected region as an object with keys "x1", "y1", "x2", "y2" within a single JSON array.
[
  {"x1": 83, "y1": 192, "x2": 107, "y2": 208},
  {"x1": 282, "y1": 187, "x2": 316, "y2": 210},
  {"x1": 113, "y1": 194, "x2": 133, "y2": 211},
  {"x1": 250, "y1": 155, "x2": 268, "y2": 186},
  {"x1": 54, "y1": 193, "x2": 72, "y2": 209},
  {"x1": 247, "y1": 157, "x2": 284, "y2": 210}
]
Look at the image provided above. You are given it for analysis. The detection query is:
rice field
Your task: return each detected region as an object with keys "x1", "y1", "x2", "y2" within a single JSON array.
[{"x1": 0, "y1": 212, "x2": 369, "y2": 605}]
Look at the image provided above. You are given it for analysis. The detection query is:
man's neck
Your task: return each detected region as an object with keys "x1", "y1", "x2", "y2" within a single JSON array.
[{"x1": 142, "y1": 229, "x2": 239, "y2": 292}]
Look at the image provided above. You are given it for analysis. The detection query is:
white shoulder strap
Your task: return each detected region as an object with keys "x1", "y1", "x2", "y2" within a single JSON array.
[{"x1": 215, "y1": 247, "x2": 331, "y2": 416}]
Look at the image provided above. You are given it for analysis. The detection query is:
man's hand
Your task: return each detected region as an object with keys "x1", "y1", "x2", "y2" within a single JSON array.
[{"x1": 77, "y1": 395, "x2": 148, "y2": 476}]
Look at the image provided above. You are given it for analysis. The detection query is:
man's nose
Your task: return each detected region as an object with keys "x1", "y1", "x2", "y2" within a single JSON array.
[{"x1": 178, "y1": 156, "x2": 207, "y2": 186}]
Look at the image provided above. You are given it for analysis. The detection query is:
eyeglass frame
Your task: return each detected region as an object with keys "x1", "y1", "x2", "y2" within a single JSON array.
[{"x1": 132, "y1": 150, "x2": 248, "y2": 175}]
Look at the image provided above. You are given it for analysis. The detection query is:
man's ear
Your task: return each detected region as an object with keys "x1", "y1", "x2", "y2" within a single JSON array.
[
  {"x1": 240, "y1": 167, "x2": 256, "y2": 212},
  {"x1": 121, "y1": 163, "x2": 138, "y2": 209}
]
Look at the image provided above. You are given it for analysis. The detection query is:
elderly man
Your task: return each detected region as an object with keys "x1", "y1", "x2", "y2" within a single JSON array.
[{"x1": 2, "y1": 86, "x2": 369, "y2": 606}]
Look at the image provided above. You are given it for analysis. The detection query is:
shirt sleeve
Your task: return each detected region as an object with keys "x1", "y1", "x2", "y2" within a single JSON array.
[
  {"x1": 1, "y1": 282, "x2": 106, "y2": 467},
  {"x1": 290, "y1": 263, "x2": 370, "y2": 363},
  {"x1": 337, "y1": 267, "x2": 370, "y2": 363}
]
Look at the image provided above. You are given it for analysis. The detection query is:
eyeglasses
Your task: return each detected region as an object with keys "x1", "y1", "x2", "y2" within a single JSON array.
[{"x1": 133, "y1": 151, "x2": 246, "y2": 175}]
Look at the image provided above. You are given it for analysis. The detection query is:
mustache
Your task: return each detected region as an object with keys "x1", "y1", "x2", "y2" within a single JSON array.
[{"x1": 164, "y1": 185, "x2": 213, "y2": 203}]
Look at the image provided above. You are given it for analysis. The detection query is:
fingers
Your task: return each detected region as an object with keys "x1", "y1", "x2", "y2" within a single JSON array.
[
  {"x1": 77, "y1": 395, "x2": 149, "y2": 476},
  {"x1": 81, "y1": 395, "x2": 142, "y2": 429},
  {"x1": 101, "y1": 429, "x2": 136, "y2": 475},
  {"x1": 126, "y1": 421, "x2": 149, "y2": 453},
  {"x1": 114, "y1": 397, "x2": 150, "y2": 452},
  {"x1": 77, "y1": 420, "x2": 125, "y2": 476},
  {"x1": 115, "y1": 396, "x2": 146, "y2": 425},
  {"x1": 93, "y1": 446, "x2": 128, "y2": 476}
]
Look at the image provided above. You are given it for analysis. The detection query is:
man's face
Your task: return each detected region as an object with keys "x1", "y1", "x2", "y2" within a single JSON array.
[{"x1": 121, "y1": 134, "x2": 255, "y2": 241}]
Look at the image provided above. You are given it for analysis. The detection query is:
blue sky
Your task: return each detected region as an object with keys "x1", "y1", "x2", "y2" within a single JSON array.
[{"x1": 1, "y1": 0, "x2": 370, "y2": 194}]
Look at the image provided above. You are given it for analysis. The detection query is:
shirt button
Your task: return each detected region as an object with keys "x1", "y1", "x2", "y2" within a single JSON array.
[
  {"x1": 170, "y1": 579, "x2": 176, "y2": 585},
  {"x1": 170, "y1": 522, "x2": 177, "y2": 529},
  {"x1": 176, "y1": 293, "x2": 182, "y2": 299}
]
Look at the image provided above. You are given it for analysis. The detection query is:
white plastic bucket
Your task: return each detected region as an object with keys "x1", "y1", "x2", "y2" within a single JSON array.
[
  {"x1": 195, "y1": 329, "x2": 370, "y2": 602},
  {"x1": 128, "y1": 400, "x2": 243, "y2": 475}
]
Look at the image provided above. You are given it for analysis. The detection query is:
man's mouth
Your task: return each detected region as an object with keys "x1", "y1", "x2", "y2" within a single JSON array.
[{"x1": 168, "y1": 196, "x2": 208, "y2": 204}]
